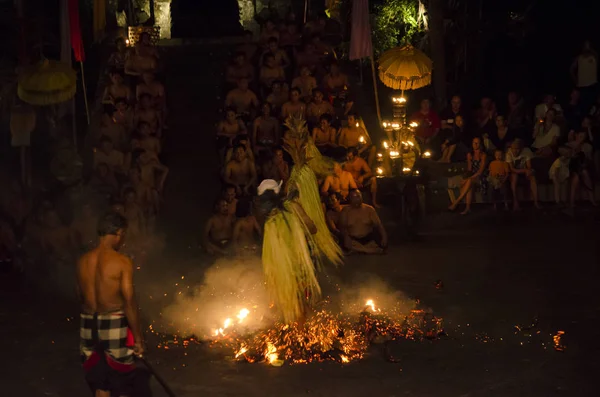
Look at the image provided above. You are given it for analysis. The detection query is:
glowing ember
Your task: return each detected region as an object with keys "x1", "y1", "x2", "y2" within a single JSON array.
[
  {"x1": 553, "y1": 331, "x2": 566, "y2": 351},
  {"x1": 365, "y1": 299, "x2": 380, "y2": 313},
  {"x1": 235, "y1": 344, "x2": 248, "y2": 358},
  {"x1": 340, "y1": 355, "x2": 349, "y2": 363},
  {"x1": 237, "y1": 308, "x2": 250, "y2": 323}
]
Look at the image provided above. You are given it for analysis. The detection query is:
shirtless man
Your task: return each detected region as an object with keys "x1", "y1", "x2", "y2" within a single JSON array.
[
  {"x1": 221, "y1": 184, "x2": 238, "y2": 216},
  {"x1": 124, "y1": 41, "x2": 157, "y2": 76},
  {"x1": 306, "y1": 89, "x2": 334, "y2": 126},
  {"x1": 312, "y1": 114, "x2": 338, "y2": 154},
  {"x1": 321, "y1": 162, "x2": 357, "y2": 201},
  {"x1": 259, "y1": 37, "x2": 291, "y2": 69},
  {"x1": 77, "y1": 212, "x2": 143, "y2": 397},
  {"x1": 132, "y1": 122, "x2": 161, "y2": 157},
  {"x1": 94, "y1": 136, "x2": 125, "y2": 175},
  {"x1": 136, "y1": 72, "x2": 166, "y2": 112},
  {"x1": 338, "y1": 112, "x2": 376, "y2": 166},
  {"x1": 259, "y1": 54, "x2": 286, "y2": 92},
  {"x1": 323, "y1": 62, "x2": 349, "y2": 95},
  {"x1": 224, "y1": 144, "x2": 257, "y2": 196},
  {"x1": 252, "y1": 102, "x2": 280, "y2": 155},
  {"x1": 261, "y1": 147, "x2": 290, "y2": 183},
  {"x1": 99, "y1": 107, "x2": 126, "y2": 151},
  {"x1": 134, "y1": 93, "x2": 162, "y2": 136},
  {"x1": 339, "y1": 190, "x2": 387, "y2": 254},
  {"x1": 344, "y1": 147, "x2": 379, "y2": 207},
  {"x1": 232, "y1": 199, "x2": 262, "y2": 254},
  {"x1": 113, "y1": 98, "x2": 135, "y2": 134},
  {"x1": 226, "y1": 52, "x2": 255, "y2": 85},
  {"x1": 266, "y1": 80, "x2": 288, "y2": 113},
  {"x1": 204, "y1": 198, "x2": 235, "y2": 255},
  {"x1": 291, "y1": 66, "x2": 317, "y2": 101},
  {"x1": 102, "y1": 69, "x2": 132, "y2": 105},
  {"x1": 131, "y1": 149, "x2": 169, "y2": 193},
  {"x1": 225, "y1": 78, "x2": 259, "y2": 117},
  {"x1": 281, "y1": 88, "x2": 306, "y2": 120},
  {"x1": 325, "y1": 193, "x2": 346, "y2": 240}
]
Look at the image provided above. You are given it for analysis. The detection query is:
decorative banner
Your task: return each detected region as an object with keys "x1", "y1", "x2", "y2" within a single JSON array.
[
  {"x1": 349, "y1": 0, "x2": 373, "y2": 60},
  {"x1": 68, "y1": 0, "x2": 85, "y2": 62}
]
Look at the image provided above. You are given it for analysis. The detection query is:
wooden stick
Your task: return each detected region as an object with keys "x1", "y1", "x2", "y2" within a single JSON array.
[
  {"x1": 139, "y1": 356, "x2": 177, "y2": 397},
  {"x1": 369, "y1": 56, "x2": 382, "y2": 125},
  {"x1": 79, "y1": 61, "x2": 90, "y2": 125}
]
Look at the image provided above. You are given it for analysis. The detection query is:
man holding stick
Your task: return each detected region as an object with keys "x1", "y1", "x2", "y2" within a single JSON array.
[{"x1": 76, "y1": 212, "x2": 144, "y2": 397}]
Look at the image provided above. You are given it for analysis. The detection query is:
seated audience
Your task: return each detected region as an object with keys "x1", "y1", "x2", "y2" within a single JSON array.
[
  {"x1": 94, "y1": 136, "x2": 125, "y2": 174},
  {"x1": 266, "y1": 80, "x2": 289, "y2": 114},
  {"x1": 474, "y1": 97, "x2": 497, "y2": 138},
  {"x1": 232, "y1": 199, "x2": 262, "y2": 254},
  {"x1": 438, "y1": 114, "x2": 468, "y2": 163},
  {"x1": 136, "y1": 72, "x2": 166, "y2": 113},
  {"x1": 506, "y1": 139, "x2": 540, "y2": 210},
  {"x1": 312, "y1": 114, "x2": 338, "y2": 155},
  {"x1": 204, "y1": 198, "x2": 235, "y2": 255},
  {"x1": 306, "y1": 89, "x2": 334, "y2": 126},
  {"x1": 485, "y1": 115, "x2": 514, "y2": 153},
  {"x1": 99, "y1": 106, "x2": 127, "y2": 150},
  {"x1": 89, "y1": 162, "x2": 119, "y2": 198},
  {"x1": 281, "y1": 88, "x2": 307, "y2": 120},
  {"x1": 534, "y1": 94, "x2": 562, "y2": 121},
  {"x1": 338, "y1": 112, "x2": 375, "y2": 166},
  {"x1": 321, "y1": 162, "x2": 357, "y2": 202},
  {"x1": 261, "y1": 147, "x2": 289, "y2": 184},
  {"x1": 532, "y1": 108, "x2": 560, "y2": 157},
  {"x1": 135, "y1": 93, "x2": 162, "y2": 137},
  {"x1": 102, "y1": 69, "x2": 132, "y2": 105},
  {"x1": 292, "y1": 66, "x2": 317, "y2": 101},
  {"x1": 439, "y1": 95, "x2": 465, "y2": 131},
  {"x1": 449, "y1": 137, "x2": 488, "y2": 215},
  {"x1": 488, "y1": 149, "x2": 510, "y2": 210},
  {"x1": 225, "y1": 78, "x2": 259, "y2": 118},
  {"x1": 343, "y1": 147, "x2": 379, "y2": 207},
  {"x1": 132, "y1": 121, "x2": 161, "y2": 157},
  {"x1": 410, "y1": 99, "x2": 441, "y2": 145},
  {"x1": 107, "y1": 37, "x2": 129, "y2": 72},
  {"x1": 339, "y1": 190, "x2": 387, "y2": 254},
  {"x1": 259, "y1": 37, "x2": 291, "y2": 69},
  {"x1": 132, "y1": 148, "x2": 169, "y2": 193},
  {"x1": 224, "y1": 144, "x2": 257, "y2": 196},
  {"x1": 322, "y1": 61, "x2": 349, "y2": 96},
  {"x1": 221, "y1": 184, "x2": 238, "y2": 216},
  {"x1": 325, "y1": 193, "x2": 346, "y2": 240},
  {"x1": 252, "y1": 102, "x2": 280, "y2": 156},
  {"x1": 226, "y1": 52, "x2": 255, "y2": 86}
]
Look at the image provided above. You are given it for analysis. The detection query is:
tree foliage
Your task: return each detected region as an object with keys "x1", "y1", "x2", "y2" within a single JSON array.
[{"x1": 371, "y1": 0, "x2": 427, "y2": 56}]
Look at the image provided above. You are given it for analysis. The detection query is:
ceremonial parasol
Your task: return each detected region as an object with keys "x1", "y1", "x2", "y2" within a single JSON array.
[
  {"x1": 17, "y1": 59, "x2": 77, "y2": 106},
  {"x1": 377, "y1": 44, "x2": 432, "y2": 91}
]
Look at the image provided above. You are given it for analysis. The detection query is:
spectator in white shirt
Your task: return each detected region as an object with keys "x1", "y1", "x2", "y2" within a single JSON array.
[
  {"x1": 534, "y1": 94, "x2": 562, "y2": 121},
  {"x1": 506, "y1": 139, "x2": 540, "y2": 210},
  {"x1": 532, "y1": 108, "x2": 560, "y2": 157}
]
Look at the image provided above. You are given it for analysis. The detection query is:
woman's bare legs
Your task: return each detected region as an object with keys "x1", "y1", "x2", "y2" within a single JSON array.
[
  {"x1": 449, "y1": 178, "x2": 473, "y2": 210},
  {"x1": 461, "y1": 189, "x2": 473, "y2": 215}
]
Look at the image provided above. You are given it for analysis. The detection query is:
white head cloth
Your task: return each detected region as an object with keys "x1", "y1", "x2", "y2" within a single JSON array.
[{"x1": 257, "y1": 179, "x2": 283, "y2": 196}]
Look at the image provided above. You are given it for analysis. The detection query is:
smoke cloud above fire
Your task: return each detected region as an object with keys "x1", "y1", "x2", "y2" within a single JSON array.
[{"x1": 156, "y1": 257, "x2": 420, "y2": 340}]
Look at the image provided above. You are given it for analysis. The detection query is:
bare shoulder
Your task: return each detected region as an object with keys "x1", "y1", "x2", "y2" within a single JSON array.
[{"x1": 362, "y1": 203, "x2": 377, "y2": 213}]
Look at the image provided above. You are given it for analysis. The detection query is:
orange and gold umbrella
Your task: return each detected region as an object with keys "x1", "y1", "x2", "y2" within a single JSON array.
[{"x1": 377, "y1": 44, "x2": 432, "y2": 91}]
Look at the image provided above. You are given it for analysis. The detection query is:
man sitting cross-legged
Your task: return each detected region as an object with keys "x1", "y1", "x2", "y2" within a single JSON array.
[
  {"x1": 343, "y1": 147, "x2": 380, "y2": 207},
  {"x1": 339, "y1": 190, "x2": 388, "y2": 254},
  {"x1": 203, "y1": 198, "x2": 236, "y2": 256}
]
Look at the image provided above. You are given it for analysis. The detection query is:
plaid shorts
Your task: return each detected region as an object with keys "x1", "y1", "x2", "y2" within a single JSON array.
[{"x1": 80, "y1": 311, "x2": 135, "y2": 367}]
